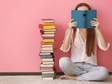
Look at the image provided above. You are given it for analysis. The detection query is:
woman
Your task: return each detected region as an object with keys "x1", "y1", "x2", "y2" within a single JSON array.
[{"x1": 59, "y1": 3, "x2": 111, "y2": 81}]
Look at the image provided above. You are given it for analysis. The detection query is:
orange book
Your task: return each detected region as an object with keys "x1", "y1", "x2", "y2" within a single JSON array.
[
  {"x1": 43, "y1": 23, "x2": 55, "y2": 26},
  {"x1": 42, "y1": 42, "x2": 54, "y2": 45},
  {"x1": 42, "y1": 39, "x2": 54, "y2": 43},
  {"x1": 39, "y1": 24, "x2": 56, "y2": 29},
  {"x1": 43, "y1": 25, "x2": 56, "y2": 29}
]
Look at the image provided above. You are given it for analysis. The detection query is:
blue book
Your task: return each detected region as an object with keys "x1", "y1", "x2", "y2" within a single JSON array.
[{"x1": 71, "y1": 10, "x2": 97, "y2": 28}]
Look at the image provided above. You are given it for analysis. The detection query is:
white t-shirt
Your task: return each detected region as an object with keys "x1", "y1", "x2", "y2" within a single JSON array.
[
  {"x1": 71, "y1": 29, "x2": 97, "y2": 65},
  {"x1": 60, "y1": 28, "x2": 110, "y2": 65}
]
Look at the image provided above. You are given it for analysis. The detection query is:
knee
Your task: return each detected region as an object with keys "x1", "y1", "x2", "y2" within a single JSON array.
[
  {"x1": 59, "y1": 57, "x2": 70, "y2": 70},
  {"x1": 98, "y1": 66, "x2": 109, "y2": 79},
  {"x1": 99, "y1": 67, "x2": 109, "y2": 75}
]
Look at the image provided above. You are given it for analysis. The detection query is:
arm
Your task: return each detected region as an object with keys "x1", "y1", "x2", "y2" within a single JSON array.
[
  {"x1": 60, "y1": 20, "x2": 76, "y2": 52},
  {"x1": 95, "y1": 27, "x2": 110, "y2": 51},
  {"x1": 60, "y1": 25, "x2": 73, "y2": 52},
  {"x1": 92, "y1": 19, "x2": 110, "y2": 51}
]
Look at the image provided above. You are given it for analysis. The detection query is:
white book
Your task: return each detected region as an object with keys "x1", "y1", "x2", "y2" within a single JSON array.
[
  {"x1": 42, "y1": 19, "x2": 55, "y2": 22},
  {"x1": 41, "y1": 59, "x2": 53, "y2": 62},
  {"x1": 42, "y1": 77, "x2": 53, "y2": 80},
  {"x1": 40, "y1": 64, "x2": 53, "y2": 67},
  {"x1": 44, "y1": 32, "x2": 55, "y2": 34},
  {"x1": 42, "y1": 34, "x2": 55, "y2": 37},
  {"x1": 42, "y1": 71, "x2": 54, "y2": 74},
  {"x1": 41, "y1": 45, "x2": 53, "y2": 47},
  {"x1": 40, "y1": 50, "x2": 53, "y2": 53},
  {"x1": 41, "y1": 47, "x2": 53, "y2": 51}
]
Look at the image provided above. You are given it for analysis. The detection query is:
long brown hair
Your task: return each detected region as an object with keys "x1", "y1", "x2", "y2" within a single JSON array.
[{"x1": 73, "y1": 3, "x2": 96, "y2": 56}]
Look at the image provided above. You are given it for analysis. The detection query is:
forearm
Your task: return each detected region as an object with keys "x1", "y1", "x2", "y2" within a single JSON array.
[
  {"x1": 60, "y1": 28, "x2": 73, "y2": 52},
  {"x1": 61, "y1": 34, "x2": 71, "y2": 50},
  {"x1": 95, "y1": 27, "x2": 110, "y2": 50}
]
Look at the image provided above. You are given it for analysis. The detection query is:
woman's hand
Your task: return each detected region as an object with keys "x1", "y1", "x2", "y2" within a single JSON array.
[
  {"x1": 91, "y1": 18, "x2": 99, "y2": 28},
  {"x1": 68, "y1": 19, "x2": 77, "y2": 28}
]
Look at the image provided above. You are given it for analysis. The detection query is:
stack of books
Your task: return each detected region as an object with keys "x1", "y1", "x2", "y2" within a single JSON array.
[{"x1": 39, "y1": 19, "x2": 56, "y2": 80}]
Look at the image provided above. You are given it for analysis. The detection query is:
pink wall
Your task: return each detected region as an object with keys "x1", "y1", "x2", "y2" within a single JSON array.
[{"x1": 0, "y1": 0, "x2": 111, "y2": 72}]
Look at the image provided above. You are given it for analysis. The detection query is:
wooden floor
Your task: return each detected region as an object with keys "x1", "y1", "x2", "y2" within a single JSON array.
[{"x1": 0, "y1": 75, "x2": 111, "y2": 84}]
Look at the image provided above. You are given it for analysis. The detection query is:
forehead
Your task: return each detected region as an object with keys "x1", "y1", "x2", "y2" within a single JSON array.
[{"x1": 77, "y1": 6, "x2": 89, "y2": 10}]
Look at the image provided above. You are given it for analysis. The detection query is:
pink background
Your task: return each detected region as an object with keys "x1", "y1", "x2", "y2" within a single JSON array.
[{"x1": 0, "y1": 0, "x2": 111, "y2": 72}]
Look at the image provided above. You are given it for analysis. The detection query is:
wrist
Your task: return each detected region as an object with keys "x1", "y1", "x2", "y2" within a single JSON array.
[{"x1": 95, "y1": 26, "x2": 99, "y2": 31}]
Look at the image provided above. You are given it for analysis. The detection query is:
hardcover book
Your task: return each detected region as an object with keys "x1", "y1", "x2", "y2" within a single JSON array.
[{"x1": 71, "y1": 10, "x2": 97, "y2": 28}]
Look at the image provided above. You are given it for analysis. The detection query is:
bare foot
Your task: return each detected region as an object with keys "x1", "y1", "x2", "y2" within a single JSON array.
[{"x1": 58, "y1": 75, "x2": 76, "y2": 80}]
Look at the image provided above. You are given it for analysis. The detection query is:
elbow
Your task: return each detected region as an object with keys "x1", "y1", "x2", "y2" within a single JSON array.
[
  {"x1": 60, "y1": 44, "x2": 70, "y2": 53},
  {"x1": 100, "y1": 43, "x2": 110, "y2": 51},
  {"x1": 60, "y1": 48, "x2": 69, "y2": 52}
]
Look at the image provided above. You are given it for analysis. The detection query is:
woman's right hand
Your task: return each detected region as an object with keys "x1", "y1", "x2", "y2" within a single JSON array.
[{"x1": 68, "y1": 19, "x2": 77, "y2": 28}]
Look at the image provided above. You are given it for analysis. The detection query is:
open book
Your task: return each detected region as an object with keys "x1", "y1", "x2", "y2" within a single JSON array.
[{"x1": 71, "y1": 10, "x2": 97, "y2": 28}]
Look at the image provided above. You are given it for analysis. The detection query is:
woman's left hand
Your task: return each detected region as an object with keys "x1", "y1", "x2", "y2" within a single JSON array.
[{"x1": 91, "y1": 18, "x2": 100, "y2": 28}]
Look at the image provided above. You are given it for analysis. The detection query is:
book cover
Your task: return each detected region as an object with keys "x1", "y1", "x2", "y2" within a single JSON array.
[
  {"x1": 42, "y1": 39, "x2": 54, "y2": 42},
  {"x1": 41, "y1": 44, "x2": 53, "y2": 47},
  {"x1": 41, "y1": 29, "x2": 56, "y2": 32},
  {"x1": 43, "y1": 25, "x2": 56, "y2": 29},
  {"x1": 40, "y1": 50, "x2": 53, "y2": 53},
  {"x1": 41, "y1": 58, "x2": 53, "y2": 62},
  {"x1": 40, "y1": 64, "x2": 54, "y2": 67},
  {"x1": 40, "y1": 54, "x2": 54, "y2": 59},
  {"x1": 41, "y1": 67, "x2": 54, "y2": 71},
  {"x1": 40, "y1": 47, "x2": 53, "y2": 51},
  {"x1": 44, "y1": 31, "x2": 55, "y2": 34},
  {"x1": 42, "y1": 19, "x2": 55, "y2": 23},
  {"x1": 39, "y1": 52, "x2": 53, "y2": 56},
  {"x1": 43, "y1": 23, "x2": 55, "y2": 26},
  {"x1": 42, "y1": 61, "x2": 54, "y2": 65},
  {"x1": 42, "y1": 77, "x2": 53, "y2": 80},
  {"x1": 71, "y1": 10, "x2": 97, "y2": 28},
  {"x1": 41, "y1": 42, "x2": 54, "y2": 45}
]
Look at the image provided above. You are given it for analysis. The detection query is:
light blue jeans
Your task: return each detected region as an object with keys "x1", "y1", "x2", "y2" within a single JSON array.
[{"x1": 59, "y1": 57, "x2": 109, "y2": 81}]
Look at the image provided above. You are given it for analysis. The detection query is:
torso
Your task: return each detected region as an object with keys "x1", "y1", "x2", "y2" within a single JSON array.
[
  {"x1": 70, "y1": 29, "x2": 97, "y2": 65},
  {"x1": 79, "y1": 29, "x2": 87, "y2": 43}
]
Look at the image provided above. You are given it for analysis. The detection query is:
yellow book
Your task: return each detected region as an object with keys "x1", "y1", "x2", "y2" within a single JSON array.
[
  {"x1": 43, "y1": 26, "x2": 56, "y2": 29},
  {"x1": 42, "y1": 62, "x2": 54, "y2": 65},
  {"x1": 43, "y1": 23, "x2": 55, "y2": 26},
  {"x1": 42, "y1": 42, "x2": 54, "y2": 45}
]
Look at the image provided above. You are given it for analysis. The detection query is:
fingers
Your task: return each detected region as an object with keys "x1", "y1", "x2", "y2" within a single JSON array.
[
  {"x1": 91, "y1": 21, "x2": 96, "y2": 24},
  {"x1": 71, "y1": 22, "x2": 77, "y2": 27},
  {"x1": 72, "y1": 21, "x2": 77, "y2": 25},
  {"x1": 91, "y1": 22, "x2": 99, "y2": 27},
  {"x1": 91, "y1": 18, "x2": 99, "y2": 26},
  {"x1": 69, "y1": 19, "x2": 77, "y2": 28},
  {"x1": 93, "y1": 18, "x2": 98, "y2": 21},
  {"x1": 71, "y1": 19, "x2": 74, "y2": 22},
  {"x1": 91, "y1": 21, "x2": 97, "y2": 26}
]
